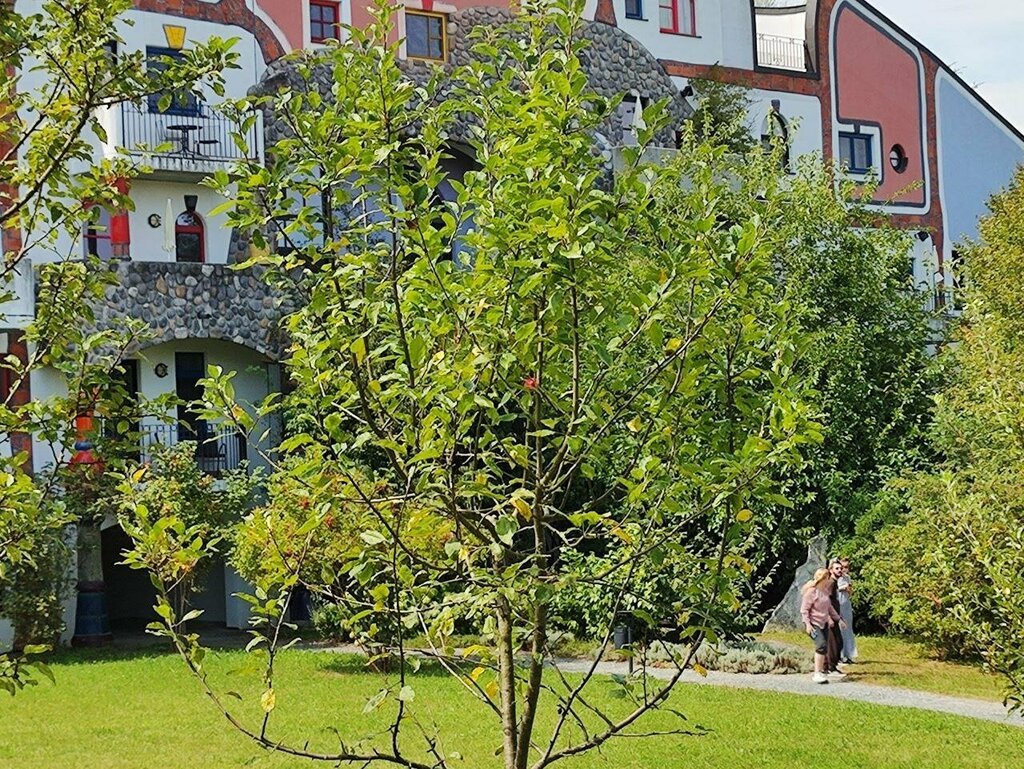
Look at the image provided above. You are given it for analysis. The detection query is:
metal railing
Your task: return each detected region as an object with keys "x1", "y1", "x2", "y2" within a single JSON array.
[
  {"x1": 118, "y1": 101, "x2": 262, "y2": 167},
  {"x1": 756, "y1": 33, "x2": 807, "y2": 71},
  {"x1": 139, "y1": 421, "x2": 248, "y2": 476}
]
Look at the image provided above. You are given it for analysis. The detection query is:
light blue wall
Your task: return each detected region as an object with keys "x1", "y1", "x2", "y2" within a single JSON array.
[{"x1": 938, "y1": 74, "x2": 1024, "y2": 248}]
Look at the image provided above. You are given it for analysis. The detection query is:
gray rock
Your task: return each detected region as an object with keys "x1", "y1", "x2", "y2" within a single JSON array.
[{"x1": 762, "y1": 536, "x2": 829, "y2": 632}]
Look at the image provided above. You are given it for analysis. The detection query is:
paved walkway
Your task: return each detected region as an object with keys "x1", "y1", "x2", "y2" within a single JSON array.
[{"x1": 553, "y1": 658, "x2": 1024, "y2": 728}]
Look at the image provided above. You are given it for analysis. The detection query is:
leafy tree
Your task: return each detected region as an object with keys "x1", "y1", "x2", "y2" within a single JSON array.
[
  {"x1": 862, "y1": 168, "x2": 1024, "y2": 708},
  {"x1": 0, "y1": 0, "x2": 233, "y2": 691},
  {"x1": 686, "y1": 74, "x2": 755, "y2": 154},
  {"x1": 123, "y1": 3, "x2": 819, "y2": 766},
  {"x1": 765, "y1": 163, "x2": 939, "y2": 572}
]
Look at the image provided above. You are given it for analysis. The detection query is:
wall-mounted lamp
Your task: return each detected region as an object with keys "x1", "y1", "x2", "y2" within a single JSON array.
[{"x1": 154, "y1": 362, "x2": 169, "y2": 378}]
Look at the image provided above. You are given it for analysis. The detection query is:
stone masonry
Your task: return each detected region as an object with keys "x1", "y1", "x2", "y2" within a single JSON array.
[{"x1": 85, "y1": 261, "x2": 289, "y2": 360}]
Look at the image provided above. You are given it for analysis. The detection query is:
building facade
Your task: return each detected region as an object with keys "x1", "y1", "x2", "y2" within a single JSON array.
[{"x1": 3, "y1": 0, "x2": 1022, "y2": 642}]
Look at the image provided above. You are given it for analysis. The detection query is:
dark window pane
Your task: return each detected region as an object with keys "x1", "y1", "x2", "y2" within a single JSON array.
[
  {"x1": 625, "y1": 0, "x2": 642, "y2": 18},
  {"x1": 311, "y1": 4, "x2": 321, "y2": 21},
  {"x1": 175, "y1": 232, "x2": 202, "y2": 262},
  {"x1": 407, "y1": 14, "x2": 428, "y2": 57},
  {"x1": 407, "y1": 12, "x2": 444, "y2": 59}
]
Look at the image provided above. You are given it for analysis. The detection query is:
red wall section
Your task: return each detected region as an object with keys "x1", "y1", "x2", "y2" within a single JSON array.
[
  {"x1": 256, "y1": 0, "x2": 304, "y2": 52},
  {"x1": 834, "y1": 4, "x2": 926, "y2": 207}
]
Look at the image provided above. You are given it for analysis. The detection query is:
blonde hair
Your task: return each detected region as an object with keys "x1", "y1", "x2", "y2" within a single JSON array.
[{"x1": 802, "y1": 567, "x2": 831, "y2": 595}]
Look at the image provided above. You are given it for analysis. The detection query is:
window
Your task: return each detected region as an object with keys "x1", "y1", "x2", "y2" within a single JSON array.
[
  {"x1": 310, "y1": 0, "x2": 340, "y2": 43},
  {"x1": 406, "y1": 10, "x2": 446, "y2": 61},
  {"x1": 175, "y1": 210, "x2": 205, "y2": 263},
  {"x1": 83, "y1": 205, "x2": 114, "y2": 260},
  {"x1": 838, "y1": 131, "x2": 873, "y2": 174},
  {"x1": 660, "y1": 0, "x2": 695, "y2": 35},
  {"x1": 761, "y1": 108, "x2": 791, "y2": 172},
  {"x1": 889, "y1": 143, "x2": 908, "y2": 173},
  {"x1": 625, "y1": 0, "x2": 643, "y2": 20},
  {"x1": 146, "y1": 47, "x2": 201, "y2": 116}
]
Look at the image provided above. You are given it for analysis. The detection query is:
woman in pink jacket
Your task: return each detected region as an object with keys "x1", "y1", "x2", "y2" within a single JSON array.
[{"x1": 801, "y1": 567, "x2": 847, "y2": 684}]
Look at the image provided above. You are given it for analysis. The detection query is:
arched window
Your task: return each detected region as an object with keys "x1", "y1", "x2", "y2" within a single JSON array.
[
  {"x1": 761, "y1": 106, "x2": 791, "y2": 172},
  {"x1": 175, "y1": 209, "x2": 205, "y2": 263}
]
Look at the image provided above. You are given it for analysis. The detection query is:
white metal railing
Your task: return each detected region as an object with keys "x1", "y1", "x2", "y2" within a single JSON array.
[{"x1": 757, "y1": 33, "x2": 807, "y2": 71}]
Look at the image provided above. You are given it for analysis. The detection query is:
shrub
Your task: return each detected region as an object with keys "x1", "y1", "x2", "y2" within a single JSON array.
[{"x1": 648, "y1": 638, "x2": 813, "y2": 675}]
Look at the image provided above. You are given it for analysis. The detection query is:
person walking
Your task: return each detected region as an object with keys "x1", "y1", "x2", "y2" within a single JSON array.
[
  {"x1": 837, "y1": 558, "x2": 857, "y2": 663},
  {"x1": 822, "y1": 559, "x2": 846, "y2": 677},
  {"x1": 800, "y1": 567, "x2": 846, "y2": 684}
]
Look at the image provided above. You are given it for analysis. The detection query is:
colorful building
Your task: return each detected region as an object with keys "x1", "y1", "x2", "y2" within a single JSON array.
[{"x1": 3, "y1": 0, "x2": 1022, "y2": 641}]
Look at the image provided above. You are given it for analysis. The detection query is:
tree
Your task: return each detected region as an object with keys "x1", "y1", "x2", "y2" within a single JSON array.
[
  {"x1": 761, "y1": 160, "x2": 939, "y2": 581},
  {"x1": 862, "y1": 168, "x2": 1024, "y2": 708},
  {"x1": 122, "y1": 2, "x2": 819, "y2": 766},
  {"x1": 0, "y1": 0, "x2": 233, "y2": 692}
]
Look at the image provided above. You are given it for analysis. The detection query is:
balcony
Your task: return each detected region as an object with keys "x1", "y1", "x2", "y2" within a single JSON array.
[
  {"x1": 140, "y1": 420, "x2": 248, "y2": 476},
  {"x1": 104, "y1": 102, "x2": 263, "y2": 178},
  {"x1": 756, "y1": 34, "x2": 808, "y2": 71}
]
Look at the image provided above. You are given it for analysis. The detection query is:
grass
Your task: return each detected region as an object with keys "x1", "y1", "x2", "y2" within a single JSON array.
[
  {"x1": 759, "y1": 631, "x2": 1006, "y2": 702},
  {"x1": 2, "y1": 644, "x2": 1023, "y2": 769}
]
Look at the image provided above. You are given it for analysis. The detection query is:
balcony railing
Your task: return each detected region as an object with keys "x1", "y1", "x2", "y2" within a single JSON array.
[
  {"x1": 139, "y1": 421, "x2": 248, "y2": 476},
  {"x1": 756, "y1": 34, "x2": 807, "y2": 71},
  {"x1": 113, "y1": 101, "x2": 262, "y2": 174}
]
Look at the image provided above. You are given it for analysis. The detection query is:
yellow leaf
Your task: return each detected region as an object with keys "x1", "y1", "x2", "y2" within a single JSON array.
[
  {"x1": 736, "y1": 509, "x2": 753, "y2": 523},
  {"x1": 511, "y1": 497, "x2": 532, "y2": 520},
  {"x1": 693, "y1": 663, "x2": 708, "y2": 677},
  {"x1": 351, "y1": 337, "x2": 367, "y2": 365},
  {"x1": 131, "y1": 466, "x2": 148, "y2": 483},
  {"x1": 610, "y1": 526, "x2": 634, "y2": 545},
  {"x1": 664, "y1": 338, "x2": 682, "y2": 353},
  {"x1": 626, "y1": 417, "x2": 642, "y2": 433},
  {"x1": 485, "y1": 680, "x2": 499, "y2": 699},
  {"x1": 260, "y1": 688, "x2": 276, "y2": 713},
  {"x1": 470, "y1": 666, "x2": 486, "y2": 682}
]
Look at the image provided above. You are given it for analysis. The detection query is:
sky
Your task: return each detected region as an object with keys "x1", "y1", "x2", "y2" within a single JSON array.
[{"x1": 867, "y1": 0, "x2": 1024, "y2": 132}]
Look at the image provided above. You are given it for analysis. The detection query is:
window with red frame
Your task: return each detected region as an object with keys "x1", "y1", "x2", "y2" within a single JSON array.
[
  {"x1": 175, "y1": 210, "x2": 205, "y2": 263},
  {"x1": 310, "y1": 0, "x2": 341, "y2": 43},
  {"x1": 659, "y1": 0, "x2": 696, "y2": 35}
]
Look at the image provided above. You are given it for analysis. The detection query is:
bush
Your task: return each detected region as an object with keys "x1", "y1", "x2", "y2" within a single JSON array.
[
  {"x1": 648, "y1": 638, "x2": 813, "y2": 675},
  {"x1": 0, "y1": 500, "x2": 72, "y2": 649}
]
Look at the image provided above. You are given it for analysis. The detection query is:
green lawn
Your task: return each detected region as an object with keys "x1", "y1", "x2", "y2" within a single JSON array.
[
  {"x1": 2, "y1": 645, "x2": 1023, "y2": 769},
  {"x1": 759, "y1": 631, "x2": 1005, "y2": 703}
]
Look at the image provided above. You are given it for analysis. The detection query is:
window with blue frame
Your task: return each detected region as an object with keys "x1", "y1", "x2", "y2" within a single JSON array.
[
  {"x1": 838, "y1": 131, "x2": 873, "y2": 174},
  {"x1": 146, "y1": 47, "x2": 201, "y2": 116},
  {"x1": 625, "y1": 0, "x2": 643, "y2": 19}
]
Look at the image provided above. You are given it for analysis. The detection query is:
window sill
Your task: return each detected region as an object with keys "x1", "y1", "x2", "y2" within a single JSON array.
[
  {"x1": 660, "y1": 30, "x2": 701, "y2": 38},
  {"x1": 624, "y1": 15, "x2": 648, "y2": 21},
  {"x1": 406, "y1": 55, "x2": 447, "y2": 64}
]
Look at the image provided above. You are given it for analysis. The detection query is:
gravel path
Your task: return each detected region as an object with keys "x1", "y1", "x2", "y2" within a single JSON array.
[
  {"x1": 305, "y1": 642, "x2": 1023, "y2": 728},
  {"x1": 553, "y1": 658, "x2": 1024, "y2": 728}
]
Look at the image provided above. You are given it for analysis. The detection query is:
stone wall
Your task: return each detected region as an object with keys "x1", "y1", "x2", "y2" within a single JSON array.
[
  {"x1": 256, "y1": 8, "x2": 692, "y2": 151},
  {"x1": 85, "y1": 261, "x2": 288, "y2": 359}
]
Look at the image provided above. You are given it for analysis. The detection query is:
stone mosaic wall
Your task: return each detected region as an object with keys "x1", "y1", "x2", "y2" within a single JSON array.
[
  {"x1": 86, "y1": 261, "x2": 288, "y2": 359},
  {"x1": 256, "y1": 8, "x2": 692, "y2": 150}
]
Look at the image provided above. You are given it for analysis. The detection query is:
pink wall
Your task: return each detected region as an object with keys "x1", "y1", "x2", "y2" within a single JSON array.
[
  {"x1": 834, "y1": 5, "x2": 927, "y2": 207},
  {"x1": 257, "y1": 0, "x2": 305, "y2": 52}
]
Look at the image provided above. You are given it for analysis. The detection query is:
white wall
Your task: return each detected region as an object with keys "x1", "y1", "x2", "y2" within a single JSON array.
[
  {"x1": 754, "y1": 5, "x2": 807, "y2": 40},
  {"x1": 128, "y1": 180, "x2": 236, "y2": 264},
  {"x1": 612, "y1": 0, "x2": 754, "y2": 69},
  {"x1": 748, "y1": 88, "x2": 823, "y2": 159}
]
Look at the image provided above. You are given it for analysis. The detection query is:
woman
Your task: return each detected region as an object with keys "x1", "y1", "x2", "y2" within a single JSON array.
[
  {"x1": 837, "y1": 558, "x2": 857, "y2": 663},
  {"x1": 800, "y1": 567, "x2": 846, "y2": 684}
]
